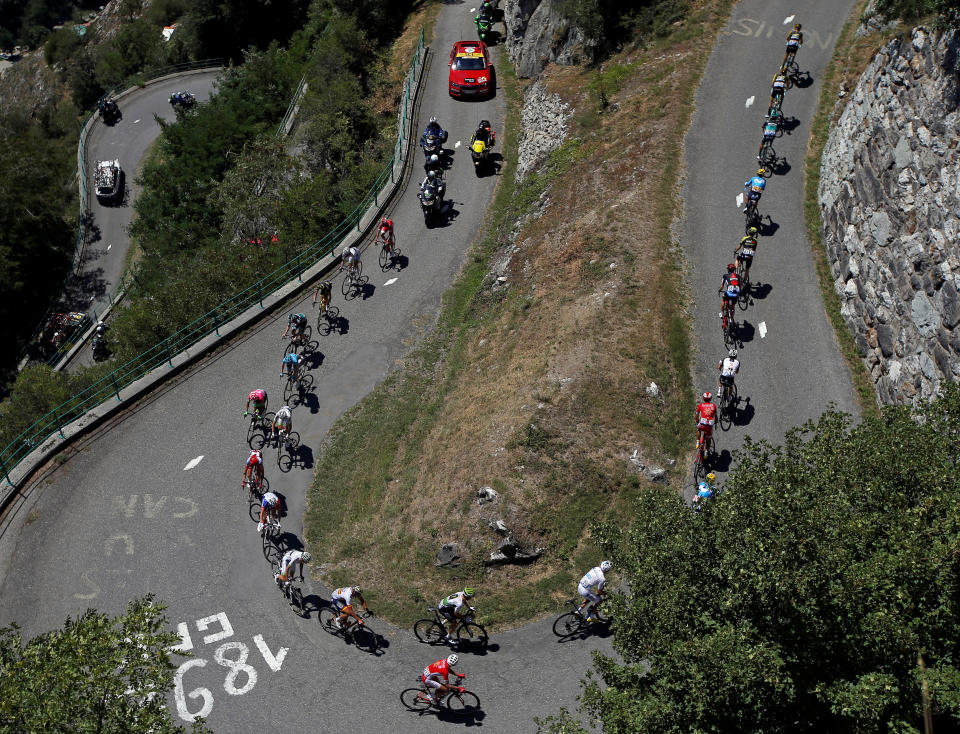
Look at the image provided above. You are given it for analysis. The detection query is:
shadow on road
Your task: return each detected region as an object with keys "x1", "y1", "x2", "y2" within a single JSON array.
[
  {"x1": 732, "y1": 398, "x2": 755, "y2": 427},
  {"x1": 735, "y1": 319, "x2": 756, "y2": 345}
]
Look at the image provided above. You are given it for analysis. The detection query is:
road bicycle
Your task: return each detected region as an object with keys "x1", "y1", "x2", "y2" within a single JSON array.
[
  {"x1": 768, "y1": 93, "x2": 783, "y2": 116},
  {"x1": 376, "y1": 231, "x2": 397, "y2": 270},
  {"x1": 281, "y1": 368, "x2": 303, "y2": 401},
  {"x1": 318, "y1": 609, "x2": 380, "y2": 653},
  {"x1": 693, "y1": 430, "x2": 714, "y2": 480},
  {"x1": 400, "y1": 677, "x2": 481, "y2": 716},
  {"x1": 719, "y1": 294, "x2": 737, "y2": 346},
  {"x1": 413, "y1": 607, "x2": 489, "y2": 650},
  {"x1": 743, "y1": 199, "x2": 761, "y2": 233},
  {"x1": 244, "y1": 408, "x2": 265, "y2": 440},
  {"x1": 758, "y1": 137, "x2": 775, "y2": 167},
  {"x1": 341, "y1": 260, "x2": 363, "y2": 297},
  {"x1": 717, "y1": 379, "x2": 738, "y2": 429},
  {"x1": 274, "y1": 567, "x2": 306, "y2": 617},
  {"x1": 243, "y1": 474, "x2": 264, "y2": 504},
  {"x1": 289, "y1": 323, "x2": 311, "y2": 350},
  {"x1": 315, "y1": 297, "x2": 340, "y2": 335},
  {"x1": 736, "y1": 257, "x2": 752, "y2": 306},
  {"x1": 552, "y1": 599, "x2": 611, "y2": 638},
  {"x1": 274, "y1": 426, "x2": 299, "y2": 464}
]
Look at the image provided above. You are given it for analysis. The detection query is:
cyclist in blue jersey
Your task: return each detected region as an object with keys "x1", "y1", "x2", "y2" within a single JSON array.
[
  {"x1": 281, "y1": 352, "x2": 301, "y2": 381},
  {"x1": 742, "y1": 171, "x2": 766, "y2": 213}
]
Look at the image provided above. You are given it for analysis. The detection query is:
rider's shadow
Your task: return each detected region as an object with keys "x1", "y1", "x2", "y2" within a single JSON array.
[
  {"x1": 769, "y1": 158, "x2": 791, "y2": 176},
  {"x1": 735, "y1": 320, "x2": 756, "y2": 345},
  {"x1": 359, "y1": 281, "x2": 376, "y2": 300},
  {"x1": 557, "y1": 622, "x2": 614, "y2": 644},
  {"x1": 295, "y1": 443, "x2": 315, "y2": 470},
  {"x1": 477, "y1": 153, "x2": 502, "y2": 178},
  {"x1": 435, "y1": 203, "x2": 460, "y2": 228},
  {"x1": 710, "y1": 450, "x2": 733, "y2": 473},
  {"x1": 757, "y1": 216, "x2": 778, "y2": 237},
  {"x1": 732, "y1": 397, "x2": 755, "y2": 427},
  {"x1": 298, "y1": 593, "x2": 323, "y2": 619},
  {"x1": 749, "y1": 282, "x2": 773, "y2": 301},
  {"x1": 389, "y1": 254, "x2": 410, "y2": 272},
  {"x1": 303, "y1": 349, "x2": 325, "y2": 369},
  {"x1": 780, "y1": 115, "x2": 801, "y2": 134},
  {"x1": 792, "y1": 70, "x2": 813, "y2": 88}
]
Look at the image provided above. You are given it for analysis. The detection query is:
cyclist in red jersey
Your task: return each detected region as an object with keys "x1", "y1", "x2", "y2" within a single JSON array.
[
  {"x1": 243, "y1": 449, "x2": 264, "y2": 490},
  {"x1": 696, "y1": 392, "x2": 717, "y2": 455},
  {"x1": 244, "y1": 388, "x2": 268, "y2": 418},
  {"x1": 422, "y1": 654, "x2": 465, "y2": 705},
  {"x1": 377, "y1": 217, "x2": 395, "y2": 248}
]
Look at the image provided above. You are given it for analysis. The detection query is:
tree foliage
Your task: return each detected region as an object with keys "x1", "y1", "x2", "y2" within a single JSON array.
[
  {"x1": 550, "y1": 385, "x2": 960, "y2": 733},
  {"x1": 0, "y1": 595, "x2": 210, "y2": 733},
  {"x1": 560, "y1": 0, "x2": 689, "y2": 60}
]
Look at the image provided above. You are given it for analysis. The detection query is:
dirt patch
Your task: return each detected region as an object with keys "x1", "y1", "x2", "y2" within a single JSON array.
[{"x1": 306, "y1": 0, "x2": 734, "y2": 630}]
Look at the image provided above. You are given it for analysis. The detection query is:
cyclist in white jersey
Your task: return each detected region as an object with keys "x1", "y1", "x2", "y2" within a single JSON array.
[
  {"x1": 718, "y1": 349, "x2": 740, "y2": 393},
  {"x1": 331, "y1": 585, "x2": 371, "y2": 629},
  {"x1": 437, "y1": 588, "x2": 475, "y2": 643},
  {"x1": 276, "y1": 549, "x2": 311, "y2": 584},
  {"x1": 271, "y1": 405, "x2": 293, "y2": 439},
  {"x1": 257, "y1": 491, "x2": 281, "y2": 534},
  {"x1": 577, "y1": 561, "x2": 611, "y2": 620}
]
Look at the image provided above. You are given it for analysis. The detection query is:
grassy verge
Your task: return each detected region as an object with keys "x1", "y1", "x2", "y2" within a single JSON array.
[
  {"x1": 305, "y1": 0, "x2": 738, "y2": 630},
  {"x1": 803, "y1": 0, "x2": 901, "y2": 414}
]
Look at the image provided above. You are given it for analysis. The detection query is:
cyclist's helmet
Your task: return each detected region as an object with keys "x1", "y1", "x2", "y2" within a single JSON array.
[
  {"x1": 706, "y1": 473, "x2": 717, "y2": 482},
  {"x1": 702, "y1": 391, "x2": 713, "y2": 401},
  {"x1": 728, "y1": 348, "x2": 738, "y2": 358},
  {"x1": 794, "y1": 23, "x2": 801, "y2": 30},
  {"x1": 727, "y1": 263, "x2": 736, "y2": 272},
  {"x1": 463, "y1": 587, "x2": 475, "y2": 598},
  {"x1": 756, "y1": 169, "x2": 766, "y2": 177},
  {"x1": 301, "y1": 551, "x2": 312, "y2": 563},
  {"x1": 352, "y1": 585, "x2": 361, "y2": 593},
  {"x1": 600, "y1": 560, "x2": 612, "y2": 572},
  {"x1": 748, "y1": 226, "x2": 759, "y2": 235},
  {"x1": 267, "y1": 494, "x2": 279, "y2": 505},
  {"x1": 446, "y1": 654, "x2": 459, "y2": 666}
]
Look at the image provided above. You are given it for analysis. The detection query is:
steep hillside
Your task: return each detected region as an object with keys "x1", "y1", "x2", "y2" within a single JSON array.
[{"x1": 306, "y1": 0, "x2": 734, "y2": 627}]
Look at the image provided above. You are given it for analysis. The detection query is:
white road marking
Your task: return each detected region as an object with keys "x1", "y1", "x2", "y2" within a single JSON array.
[
  {"x1": 455, "y1": 140, "x2": 461, "y2": 149},
  {"x1": 384, "y1": 277, "x2": 398, "y2": 286},
  {"x1": 470, "y1": 6, "x2": 476, "y2": 11},
  {"x1": 736, "y1": 193, "x2": 744, "y2": 208},
  {"x1": 745, "y1": 95, "x2": 755, "y2": 108},
  {"x1": 133, "y1": 119, "x2": 140, "y2": 124},
  {"x1": 106, "y1": 244, "x2": 112, "y2": 251},
  {"x1": 173, "y1": 622, "x2": 194, "y2": 652},
  {"x1": 783, "y1": 15, "x2": 795, "y2": 25},
  {"x1": 183, "y1": 455, "x2": 204, "y2": 471},
  {"x1": 252, "y1": 634, "x2": 288, "y2": 672},
  {"x1": 759, "y1": 321, "x2": 768, "y2": 338}
]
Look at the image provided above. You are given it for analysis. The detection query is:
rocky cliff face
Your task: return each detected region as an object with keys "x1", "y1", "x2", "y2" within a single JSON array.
[
  {"x1": 502, "y1": 0, "x2": 584, "y2": 79},
  {"x1": 819, "y1": 27, "x2": 960, "y2": 404}
]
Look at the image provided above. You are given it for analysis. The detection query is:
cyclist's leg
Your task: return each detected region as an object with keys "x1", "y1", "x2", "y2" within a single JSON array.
[{"x1": 424, "y1": 676, "x2": 443, "y2": 703}]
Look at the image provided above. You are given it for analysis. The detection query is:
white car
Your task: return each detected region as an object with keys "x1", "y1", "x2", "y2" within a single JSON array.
[{"x1": 94, "y1": 159, "x2": 122, "y2": 204}]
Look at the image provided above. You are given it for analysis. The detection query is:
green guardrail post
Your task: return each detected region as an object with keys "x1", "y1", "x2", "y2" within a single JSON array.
[
  {"x1": 258, "y1": 280, "x2": 264, "y2": 308},
  {"x1": 166, "y1": 342, "x2": 174, "y2": 368},
  {"x1": 1, "y1": 457, "x2": 11, "y2": 487},
  {"x1": 214, "y1": 307, "x2": 221, "y2": 336},
  {"x1": 57, "y1": 415, "x2": 66, "y2": 439},
  {"x1": 112, "y1": 374, "x2": 121, "y2": 401},
  {"x1": 296, "y1": 252, "x2": 303, "y2": 282}
]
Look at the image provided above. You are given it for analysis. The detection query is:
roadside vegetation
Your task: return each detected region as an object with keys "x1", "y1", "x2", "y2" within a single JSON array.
[{"x1": 305, "y1": 0, "x2": 735, "y2": 629}]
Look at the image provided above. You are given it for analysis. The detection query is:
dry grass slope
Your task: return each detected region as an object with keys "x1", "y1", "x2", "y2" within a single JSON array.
[{"x1": 306, "y1": 0, "x2": 734, "y2": 629}]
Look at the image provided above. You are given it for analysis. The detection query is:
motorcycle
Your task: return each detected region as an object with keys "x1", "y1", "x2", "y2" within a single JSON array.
[
  {"x1": 418, "y1": 181, "x2": 445, "y2": 223},
  {"x1": 92, "y1": 323, "x2": 108, "y2": 360},
  {"x1": 98, "y1": 99, "x2": 120, "y2": 123},
  {"x1": 470, "y1": 138, "x2": 489, "y2": 169},
  {"x1": 420, "y1": 128, "x2": 447, "y2": 158},
  {"x1": 170, "y1": 91, "x2": 196, "y2": 108},
  {"x1": 475, "y1": 10, "x2": 494, "y2": 41}
]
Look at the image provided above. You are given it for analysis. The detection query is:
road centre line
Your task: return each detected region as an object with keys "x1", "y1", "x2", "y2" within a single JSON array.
[
  {"x1": 384, "y1": 277, "x2": 398, "y2": 286},
  {"x1": 184, "y1": 455, "x2": 204, "y2": 470},
  {"x1": 759, "y1": 321, "x2": 768, "y2": 338}
]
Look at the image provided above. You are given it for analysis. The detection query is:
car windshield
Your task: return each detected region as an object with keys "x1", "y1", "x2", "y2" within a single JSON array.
[{"x1": 454, "y1": 56, "x2": 485, "y2": 71}]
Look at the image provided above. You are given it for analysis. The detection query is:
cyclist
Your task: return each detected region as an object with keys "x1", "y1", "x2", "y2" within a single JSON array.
[
  {"x1": 340, "y1": 245, "x2": 361, "y2": 278},
  {"x1": 757, "y1": 116, "x2": 779, "y2": 161},
  {"x1": 282, "y1": 312, "x2": 308, "y2": 343},
  {"x1": 243, "y1": 449, "x2": 264, "y2": 491},
  {"x1": 785, "y1": 23, "x2": 803, "y2": 59},
  {"x1": 271, "y1": 404, "x2": 293, "y2": 440},
  {"x1": 770, "y1": 70, "x2": 788, "y2": 109},
  {"x1": 718, "y1": 348, "x2": 740, "y2": 394},
  {"x1": 276, "y1": 549, "x2": 311, "y2": 584},
  {"x1": 281, "y1": 351, "x2": 301, "y2": 382},
  {"x1": 693, "y1": 475, "x2": 715, "y2": 511},
  {"x1": 736, "y1": 227, "x2": 759, "y2": 277},
  {"x1": 377, "y1": 217, "x2": 395, "y2": 250},
  {"x1": 437, "y1": 587, "x2": 475, "y2": 643},
  {"x1": 422, "y1": 654, "x2": 465, "y2": 706},
  {"x1": 742, "y1": 170, "x2": 766, "y2": 214},
  {"x1": 331, "y1": 585, "x2": 371, "y2": 630},
  {"x1": 718, "y1": 264, "x2": 741, "y2": 319},
  {"x1": 244, "y1": 388, "x2": 268, "y2": 419},
  {"x1": 696, "y1": 392, "x2": 717, "y2": 456},
  {"x1": 576, "y1": 561, "x2": 611, "y2": 621},
  {"x1": 257, "y1": 491, "x2": 281, "y2": 534},
  {"x1": 312, "y1": 280, "x2": 333, "y2": 311}
]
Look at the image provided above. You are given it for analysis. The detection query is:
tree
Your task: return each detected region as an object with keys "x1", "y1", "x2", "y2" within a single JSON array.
[
  {"x1": 873, "y1": 0, "x2": 960, "y2": 24},
  {"x1": 0, "y1": 595, "x2": 211, "y2": 732},
  {"x1": 547, "y1": 386, "x2": 960, "y2": 732}
]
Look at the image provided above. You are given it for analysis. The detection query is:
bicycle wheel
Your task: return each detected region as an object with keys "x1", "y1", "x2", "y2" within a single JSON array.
[
  {"x1": 289, "y1": 586, "x2": 306, "y2": 616},
  {"x1": 444, "y1": 690, "x2": 481, "y2": 715},
  {"x1": 249, "y1": 501, "x2": 261, "y2": 523},
  {"x1": 379, "y1": 244, "x2": 390, "y2": 270},
  {"x1": 414, "y1": 619, "x2": 446, "y2": 644},
  {"x1": 341, "y1": 275, "x2": 351, "y2": 297},
  {"x1": 456, "y1": 622, "x2": 489, "y2": 650},
  {"x1": 318, "y1": 607, "x2": 341, "y2": 633},
  {"x1": 401, "y1": 688, "x2": 433, "y2": 712},
  {"x1": 552, "y1": 612, "x2": 581, "y2": 638}
]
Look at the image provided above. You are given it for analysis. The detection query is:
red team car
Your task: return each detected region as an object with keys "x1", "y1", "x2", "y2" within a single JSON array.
[{"x1": 448, "y1": 40, "x2": 492, "y2": 98}]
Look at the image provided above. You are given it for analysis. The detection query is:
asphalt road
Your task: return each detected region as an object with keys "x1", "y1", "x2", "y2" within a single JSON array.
[
  {"x1": 0, "y1": 4, "x2": 611, "y2": 731},
  {"x1": 682, "y1": 0, "x2": 860, "y2": 493}
]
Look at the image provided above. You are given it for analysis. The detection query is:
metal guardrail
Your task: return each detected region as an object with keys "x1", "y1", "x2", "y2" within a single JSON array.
[
  {"x1": 17, "y1": 60, "x2": 225, "y2": 368},
  {"x1": 0, "y1": 31, "x2": 426, "y2": 491}
]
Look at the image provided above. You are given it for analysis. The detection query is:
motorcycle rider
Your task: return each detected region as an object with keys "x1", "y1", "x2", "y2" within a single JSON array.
[
  {"x1": 476, "y1": 1, "x2": 494, "y2": 29},
  {"x1": 424, "y1": 153, "x2": 443, "y2": 177},
  {"x1": 419, "y1": 169, "x2": 446, "y2": 201},
  {"x1": 471, "y1": 120, "x2": 496, "y2": 149},
  {"x1": 421, "y1": 116, "x2": 447, "y2": 150}
]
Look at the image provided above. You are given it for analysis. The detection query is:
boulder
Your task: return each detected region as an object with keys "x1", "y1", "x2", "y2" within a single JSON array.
[{"x1": 436, "y1": 543, "x2": 461, "y2": 567}]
